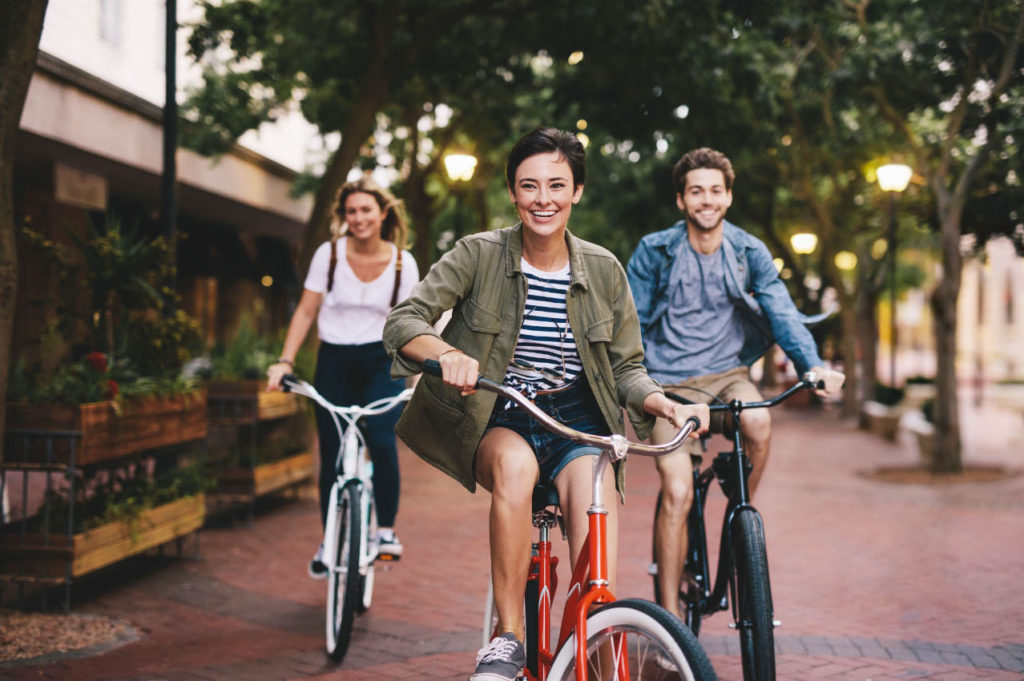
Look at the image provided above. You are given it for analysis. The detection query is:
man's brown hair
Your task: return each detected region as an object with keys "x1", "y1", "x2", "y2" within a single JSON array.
[{"x1": 672, "y1": 147, "x2": 735, "y2": 194}]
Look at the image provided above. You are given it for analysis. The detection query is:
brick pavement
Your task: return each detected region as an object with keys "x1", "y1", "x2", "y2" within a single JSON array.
[{"x1": 2, "y1": 397, "x2": 1023, "y2": 680}]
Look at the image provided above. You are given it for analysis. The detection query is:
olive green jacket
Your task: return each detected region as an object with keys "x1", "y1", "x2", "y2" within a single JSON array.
[{"x1": 383, "y1": 224, "x2": 662, "y2": 494}]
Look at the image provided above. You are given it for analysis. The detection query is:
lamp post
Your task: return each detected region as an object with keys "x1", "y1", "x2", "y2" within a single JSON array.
[
  {"x1": 876, "y1": 163, "x2": 912, "y2": 388},
  {"x1": 443, "y1": 153, "x2": 478, "y2": 241},
  {"x1": 790, "y1": 232, "x2": 819, "y2": 305}
]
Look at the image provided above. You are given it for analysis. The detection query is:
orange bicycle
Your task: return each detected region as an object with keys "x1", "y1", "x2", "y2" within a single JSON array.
[{"x1": 423, "y1": 360, "x2": 718, "y2": 681}]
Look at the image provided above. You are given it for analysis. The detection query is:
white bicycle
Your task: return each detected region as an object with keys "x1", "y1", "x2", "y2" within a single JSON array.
[{"x1": 282, "y1": 375, "x2": 412, "y2": 661}]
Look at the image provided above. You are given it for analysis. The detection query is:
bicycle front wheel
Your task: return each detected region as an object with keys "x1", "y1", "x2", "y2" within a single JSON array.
[
  {"x1": 357, "y1": 488, "x2": 377, "y2": 613},
  {"x1": 733, "y1": 509, "x2": 775, "y2": 681},
  {"x1": 326, "y1": 480, "x2": 361, "y2": 661},
  {"x1": 548, "y1": 598, "x2": 718, "y2": 681}
]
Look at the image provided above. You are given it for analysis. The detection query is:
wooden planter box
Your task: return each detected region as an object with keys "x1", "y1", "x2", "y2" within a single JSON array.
[
  {"x1": 4, "y1": 391, "x2": 208, "y2": 465},
  {"x1": 206, "y1": 380, "x2": 302, "y2": 425},
  {"x1": 209, "y1": 450, "x2": 315, "y2": 503},
  {"x1": 860, "y1": 400, "x2": 902, "y2": 441},
  {"x1": 1, "y1": 494, "x2": 205, "y2": 579}
]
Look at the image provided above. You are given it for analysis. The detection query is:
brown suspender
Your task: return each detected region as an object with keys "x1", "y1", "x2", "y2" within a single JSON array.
[
  {"x1": 389, "y1": 252, "x2": 403, "y2": 307},
  {"x1": 327, "y1": 239, "x2": 338, "y2": 293},
  {"x1": 326, "y1": 239, "x2": 402, "y2": 307}
]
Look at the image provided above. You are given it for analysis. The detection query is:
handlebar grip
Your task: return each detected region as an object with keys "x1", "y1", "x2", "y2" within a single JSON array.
[
  {"x1": 814, "y1": 379, "x2": 826, "y2": 390},
  {"x1": 422, "y1": 359, "x2": 442, "y2": 377},
  {"x1": 281, "y1": 374, "x2": 298, "y2": 393},
  {"x1": 685, "y1": 415, "x2": 701, "y2": 430}
]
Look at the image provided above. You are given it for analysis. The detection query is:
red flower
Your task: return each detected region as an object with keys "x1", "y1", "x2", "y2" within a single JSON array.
[
  {"x1": 105, "y1": 380, "x2": 119, "y2": 399},
  {"x1": 85, "y1": 352, "x2": 108, "y2": 373}
]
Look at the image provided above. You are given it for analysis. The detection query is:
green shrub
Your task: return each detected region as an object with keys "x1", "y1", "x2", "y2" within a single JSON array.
[{"x1": 872, "y1": 382, "x2": 905, "y2": 406}]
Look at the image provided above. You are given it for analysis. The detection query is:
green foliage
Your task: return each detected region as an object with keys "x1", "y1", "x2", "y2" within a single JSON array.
[
  {"x1": 36, "y1": 456, "x2": 214, "y2": 535},
  {"x1": 921, "y1": 398, "x2": 935, "y2": 424},
  {"x1": 12, "y1": 213, "x2": 203, "y2": 403},
  {"x1": 7, "y1": 353, "x2": 117, "y2": 406},
  {"x1": 207, "y1": 316, "x2": 279, "y2": 381},
  {"x1": 203, "y1": 316, "x2": 313, "y2": 381},
  {"x1": 873, "y1": 381, "x2": 905, "y2": 406}
]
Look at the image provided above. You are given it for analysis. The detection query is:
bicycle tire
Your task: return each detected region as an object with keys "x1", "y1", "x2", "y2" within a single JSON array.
[
  {"x1": 733, "y1": 509, "x2": 775, "y2": 681},
  {"x1": 326, "y1": 480, "x2": 361, "y2": 661},
  {"x1": 357, "y1": 488, "x2": 376, "y2": 613},
  {"x1": 651, "y1": 491, "x2": 704, "y2": 637},
  {"x1": 547, "y1": 598, "x2": 718, "y2": 681}
]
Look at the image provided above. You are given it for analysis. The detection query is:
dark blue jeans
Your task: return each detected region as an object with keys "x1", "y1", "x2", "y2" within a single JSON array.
[{"x1": 314, "y1": 341, "x2": 404, "y2": 528}]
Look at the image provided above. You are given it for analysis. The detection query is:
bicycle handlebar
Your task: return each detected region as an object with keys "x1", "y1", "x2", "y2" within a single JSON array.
[
  {"x1": 665, "y1": 372, "x2": 825, "y2": 412},
  {"x1": 280, "y1": 374, "x2": 413, "y2": 417},
  {"x1": 420, "y1": 359, "x2": 700, "y2": 459}
]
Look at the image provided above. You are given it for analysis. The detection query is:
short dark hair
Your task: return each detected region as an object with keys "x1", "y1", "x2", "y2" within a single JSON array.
[
  {"x1": 672, "y1": 147, "x2": 735, "y2": 194},
  {"x1": 506, "y1": 127, "x2": 586, "y2": 189}
]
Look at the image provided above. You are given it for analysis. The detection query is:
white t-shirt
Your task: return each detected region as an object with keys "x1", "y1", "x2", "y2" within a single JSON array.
[{"x1": 304, "y1": 237, "x2": 420, "y2": 345}]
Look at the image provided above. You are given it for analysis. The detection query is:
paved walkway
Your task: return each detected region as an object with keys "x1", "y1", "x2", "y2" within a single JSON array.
[{"x1": 2, "y1": 397, "x2": 1023, "y2": 680}]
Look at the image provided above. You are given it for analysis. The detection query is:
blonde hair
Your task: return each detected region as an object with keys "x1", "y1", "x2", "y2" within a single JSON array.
[{"x1": 330, "y1": 176, "x2": 409, "y2": 249}]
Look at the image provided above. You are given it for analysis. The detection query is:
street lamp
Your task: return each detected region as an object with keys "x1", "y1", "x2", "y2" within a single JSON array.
[
  {"x1": 876, "y1": 163, "x2": 912, "y2": 387},
  {"x1": 790, "y1": 232, "x2": 819, "y2": 302},
  {"x1": 443, "y1": 153, "x2": 478, "y2": 241}
]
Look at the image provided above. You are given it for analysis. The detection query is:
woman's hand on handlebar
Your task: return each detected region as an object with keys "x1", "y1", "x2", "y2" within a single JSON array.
[
  {"x1": 437, "y1": 348, "x2": 480, "y2": 396},
  {"x1": 643, "y1": 392, "x2": 710, "y2": 438},
  {"x1": 265, "y1": 362, "x2": 291, "y2": 391}
]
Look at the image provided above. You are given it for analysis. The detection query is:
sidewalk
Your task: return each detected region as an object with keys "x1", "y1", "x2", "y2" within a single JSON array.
[{"x1": 2, "y1": 398, "x2": 1023, "y2": 680}]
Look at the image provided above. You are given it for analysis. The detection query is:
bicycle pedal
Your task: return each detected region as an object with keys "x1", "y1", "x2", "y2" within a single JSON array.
[{"x1": 377, "y1": 554, "x2": 401, "y2": 562}]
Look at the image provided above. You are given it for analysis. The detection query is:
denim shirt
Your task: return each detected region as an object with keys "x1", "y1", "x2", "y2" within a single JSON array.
[{"x1": 626, "y1": 219, "x2": 826, "y2": 376}]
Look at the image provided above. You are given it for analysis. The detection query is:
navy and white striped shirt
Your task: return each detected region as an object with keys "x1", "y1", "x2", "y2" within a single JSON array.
[{"x1": 504, "y1": 259, "x2": 582, "y2": 391}]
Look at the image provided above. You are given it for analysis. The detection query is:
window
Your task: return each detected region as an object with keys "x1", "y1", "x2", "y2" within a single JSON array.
[{"x1": 99, "y1": 0, "x2": 122, "y2": 45}]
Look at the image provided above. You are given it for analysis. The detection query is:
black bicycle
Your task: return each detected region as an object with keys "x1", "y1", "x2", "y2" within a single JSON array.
[{"x1": 650, "y1": 373, "x2": 824, "y2": 681}]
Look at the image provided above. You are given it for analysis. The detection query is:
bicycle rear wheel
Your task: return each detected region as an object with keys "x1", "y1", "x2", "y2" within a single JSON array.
[
  {"x1": 733, "y1": 509, "x2": 775, "y2": 681},
  {"x1": 548, "y1": 598, "x2": 718, "y2": 681},
  {"x1": 326, "y1": 480, "x2": 361, "y2": 661}
]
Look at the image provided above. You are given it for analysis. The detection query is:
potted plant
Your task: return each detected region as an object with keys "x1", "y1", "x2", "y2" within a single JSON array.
[
  {"x1": 199, "y1": 317, "x2": 315, "y2": 509},
  {"x1": 902, "y1": 375, "x2": 937, "y2": 410},
  {"x1": 904, "y1": 398, "x2": 937, "y2": 467},
  {"x1": 860, "y1": 381, "x2": 905, "y2": 441},
  {"x1": 0, "y1": 458, "x2": 212, "y2": 579},
  {"x1": 6, "y1": 216, "x2": 207, "y2": 464}
]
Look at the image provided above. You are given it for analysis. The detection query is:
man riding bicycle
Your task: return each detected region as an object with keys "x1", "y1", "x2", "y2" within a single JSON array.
[{"x1": 626, "y1": 147, "x2": 844, "y2": 621}]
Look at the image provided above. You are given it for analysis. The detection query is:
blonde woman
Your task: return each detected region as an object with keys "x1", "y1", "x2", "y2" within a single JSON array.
[{"x1": 268, "y1": 176, "x2": 419, "y2": 576}]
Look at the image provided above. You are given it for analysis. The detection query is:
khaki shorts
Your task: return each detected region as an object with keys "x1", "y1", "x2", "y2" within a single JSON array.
[{"x1": 651, "y1": 366, "x2": 762, "y2": 455}]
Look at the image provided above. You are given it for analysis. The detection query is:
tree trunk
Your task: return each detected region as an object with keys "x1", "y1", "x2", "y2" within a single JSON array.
[
  {"x1": 855, "y1": 275, "x2": 879, "y2": 427},
  {"x1": 836, "y1": 287, "x2": 859, "y2": 420},
  {"x1": 0, "y1": 0, "x2": 50, "y2": 464},
  {"x1": 297, "y1": 59, "x2": 392, "y2": 273},
  {"x1": 930, "y1": 212, "x2": 963, "y2": 473}
]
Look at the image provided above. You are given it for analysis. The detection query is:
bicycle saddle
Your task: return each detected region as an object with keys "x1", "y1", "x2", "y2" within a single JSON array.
[{"x1": 532, "y1": 483, "x2": 560, "y2": 513}]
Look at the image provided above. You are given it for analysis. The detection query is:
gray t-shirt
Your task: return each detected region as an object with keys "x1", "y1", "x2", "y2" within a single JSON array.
[{"x1": 644, "y1": 241, "x2": 745, "y2": 383}]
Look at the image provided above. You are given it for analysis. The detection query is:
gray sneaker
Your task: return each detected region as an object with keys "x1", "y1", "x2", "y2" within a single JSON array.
[{"x1": 471, "y1": 632, "x2": 525, "y2": 681}]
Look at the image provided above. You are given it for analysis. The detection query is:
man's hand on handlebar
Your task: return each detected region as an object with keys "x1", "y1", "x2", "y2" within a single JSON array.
[
  {"x1": 807, "y1": 366, "x2": 845, "y2": 397},
  {"x1": 643, "y1": 392, "x2": 710, "y2": 439}
]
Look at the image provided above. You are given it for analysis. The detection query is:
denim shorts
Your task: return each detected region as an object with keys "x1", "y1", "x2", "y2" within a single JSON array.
[{"x1": 484, "y1": 380, "x2": 611, "y2": 486}]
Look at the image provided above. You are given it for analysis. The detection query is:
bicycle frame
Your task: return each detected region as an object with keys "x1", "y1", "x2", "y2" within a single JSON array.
[
  {"x1": 423, "y1": 361, "x2": 699, "y2": 681},
  {"x1": 670, "y1": 377, "x2": 819, "y2": 630},
  {"x1": 528, "y1": 447, "x2": 621, "y2": 681},
  {"x1": 282, "y1": 377, "x2": 413, "y2": 587}
]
